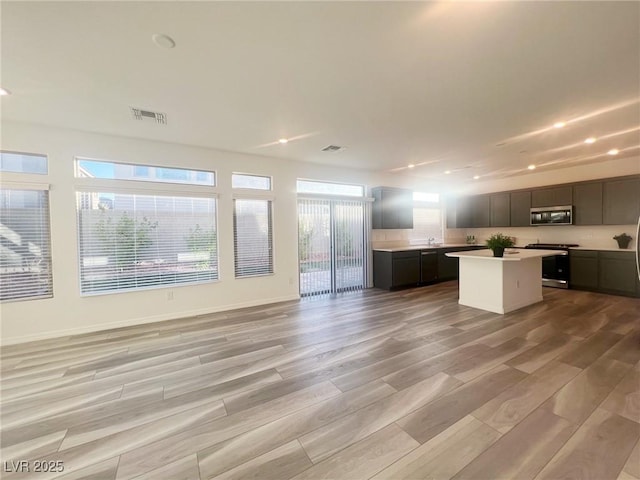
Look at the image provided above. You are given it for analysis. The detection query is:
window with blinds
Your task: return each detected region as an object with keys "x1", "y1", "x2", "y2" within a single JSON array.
[
  {"x1": 77, "y1": 192, "x2": 218, "y2": 294},
  {"x1": 0, "y1": 188, "x2": 53, "y2": 302},
  {"x1": 233, "y1": 199, "x2": 273, "y2": 277},
  {"x1": 409, "y1": 192, "x2": 443, "y2": 243}
]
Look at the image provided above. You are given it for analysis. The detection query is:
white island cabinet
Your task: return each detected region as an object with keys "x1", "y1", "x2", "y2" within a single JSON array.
[{"x1": 445, "y1": 249, "x2": 560, "y2": 314}]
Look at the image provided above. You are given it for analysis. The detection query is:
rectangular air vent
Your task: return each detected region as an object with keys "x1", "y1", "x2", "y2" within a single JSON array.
[
  {"x1": 322, "y1": 145, "x2": 344, "y2": 152},
  {"x1": 130, "y1": 107, "x2": 167, "y2": 124}
]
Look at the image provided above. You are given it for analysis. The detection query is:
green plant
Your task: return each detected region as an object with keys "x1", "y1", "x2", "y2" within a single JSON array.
[
  {"x1": 485, "y1": 233, "x2": 515, "y2": 250},
  {"x1": 95, "y1": 211, "x2": 157, "y2": 268},
  {"x1": 335, "y1": 220, "x2": 354, "y2": 257},
  {"x1": 613, "y1": 233, "x2": 632, "y2": 242},
  {"x1": 298, "y1": 223, "x2": 314, "y2": 262},
  {"x1": 185, "y1": 224, "x2": 217, "y2": 269}
]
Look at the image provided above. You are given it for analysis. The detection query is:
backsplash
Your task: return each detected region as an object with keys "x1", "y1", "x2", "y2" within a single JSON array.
[
  {"x1": 372, "y1": 224, "x2": 637, "y2": 250},
  {"x1": 458, "y1": 224, "x2": 637, "y2": 250}
]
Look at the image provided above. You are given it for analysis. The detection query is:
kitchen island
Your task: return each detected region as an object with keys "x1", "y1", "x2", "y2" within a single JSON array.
[{"x1": 445, "y1": 248, "x2": 560, "y2": 314}]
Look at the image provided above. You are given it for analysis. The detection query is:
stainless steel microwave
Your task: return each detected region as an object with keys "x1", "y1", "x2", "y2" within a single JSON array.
[{"x1": 530, "y1": 205, "x2": 573, "y2": 225}]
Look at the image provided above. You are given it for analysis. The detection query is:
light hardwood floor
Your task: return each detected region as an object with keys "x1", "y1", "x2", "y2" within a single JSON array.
[{"x1": 1, "y1": 282, "x2": 639, "y2": 480}]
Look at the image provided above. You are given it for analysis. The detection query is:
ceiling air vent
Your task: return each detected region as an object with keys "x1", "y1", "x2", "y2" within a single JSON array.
[
  {"x1": 130, "y1": 107, "x2": 167, "y2": 124},
  {"x1": 322, "y1": 145, "x2": 345, "y2": 152}
]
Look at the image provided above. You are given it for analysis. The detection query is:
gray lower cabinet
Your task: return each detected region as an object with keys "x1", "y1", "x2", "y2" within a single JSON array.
[
  {"x1": 570, "y1": 250, "x2": 639, "y2": 297},
  {"x1": 373, "y1": 250, "x2": 420, "y2": 290},
  {"x1": 569, "y1": 250, "x2": 598, "y2": 289},
  {"x1": 599, "y1": 252, "x2": 639, "y2": 296},
  {"x1": 374, "y1": 247, "x2": 485, "y2": 290}
]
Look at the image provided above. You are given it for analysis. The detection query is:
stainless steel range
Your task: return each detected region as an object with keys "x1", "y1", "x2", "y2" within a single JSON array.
[{"x1": 524, "y1": 243, "x2": 579, "y2": 289}]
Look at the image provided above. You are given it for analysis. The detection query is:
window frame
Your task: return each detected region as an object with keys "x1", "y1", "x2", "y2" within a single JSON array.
[
  {"x1": 75, "y1": 157, "x2": 216, "y2": 187},
  {"x1": 0, "y1": 150, "x2": 49, "y2": 175},
  {"x1": 74, "y1": 157, "x2": 220, "y2": 296},
  {"x1": 0, "y1": 182, "x2": 54, "y2": 303},
  {"x1": 296, "y1": 179, "x2": 365, "y2": 198},
  {"x1": 409, "y1": 192, "x2": 444, "y2": 245},
  {"x1": 232, "y1": 174, "x2": 275, "y2": 279}
]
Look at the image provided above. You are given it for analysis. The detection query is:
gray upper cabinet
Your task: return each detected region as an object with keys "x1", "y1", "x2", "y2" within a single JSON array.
[
  {"x1": 455, "y1": 196, "x2": 473, "y2": 228},
  {"x1": 510, "y1": 191, "x2": 531, "y2": 227},
  {"x1": 603, "y1": 177, "x2": 640, "y2": 225},
  {"x1": 490, "y1": 192, "x2": 510, "y2": 227},
  {"x1": 471, "y1": 195, "x2": 490, "y2": 228},
  {"x1": 573, "y1": 182, "x2": 603, "y2": 225},
  {"x1": 531, "y1": 186, "x2": 572, "y2": 207},
  {"x1": 372, "y1": 187, "x2": 414, "y2": 229}
]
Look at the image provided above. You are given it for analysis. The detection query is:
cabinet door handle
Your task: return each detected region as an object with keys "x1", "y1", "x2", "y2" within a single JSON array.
[{"x1": 421, "y1": 252, "x2": 436, "y2": 255}]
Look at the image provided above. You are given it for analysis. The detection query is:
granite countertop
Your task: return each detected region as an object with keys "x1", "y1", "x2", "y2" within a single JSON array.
[
  {"x1": 445, "y1": 248, "x2": 560, "y2": 261},
  {"x1": 372, "y1": 244, "x2": 483, "y2": 252}
]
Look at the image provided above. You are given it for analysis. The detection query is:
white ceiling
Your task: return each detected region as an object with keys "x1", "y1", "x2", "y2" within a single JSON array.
[{"x1": 2, "y1": 1, "x2": 639, "y2": 182}]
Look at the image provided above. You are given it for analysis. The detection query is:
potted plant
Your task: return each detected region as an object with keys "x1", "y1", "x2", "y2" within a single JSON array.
[
  {"x1": 613, "y1": 233, "x2": 632, "y2": 249},
  {"x1": 485, "y1": 233, "x2": 515, "y2": 257}
]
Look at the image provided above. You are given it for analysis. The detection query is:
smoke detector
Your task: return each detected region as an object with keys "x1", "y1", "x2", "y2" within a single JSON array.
[
  {"x1": 322, "y1": 145, "x2": 345, "y2": 152},
  {"x1": 130, "y1": 107, "x2": 167, "y2": 124}
]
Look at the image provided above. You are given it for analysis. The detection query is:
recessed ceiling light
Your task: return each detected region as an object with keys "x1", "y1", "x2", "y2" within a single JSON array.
[
  {"x1": 152, "y1": 33, "x2": 176, "y2": 49},
  {"x1": 444, "y1": 170, "x2": 451, "y2": 174},
  {"x1": 584, "y1": 137, "x2": 596, "y2": 144},
  {"x1": 278, "y1": 138, "x2": 288, "y2": 144},
  {"x1": 608, "y1": 148, "x2": 619, "y2": 155},
  {"x1": 528, "y1": 164, "x2": 536, "y2": 170},
  {"x1": 0, "y1": 87, "x2": 11, "y2": 96},
  {"x1": 407, "y1": 164, "x2": 415, "y2": 169},
  {"x1": 473, "y1": 175, "x2": 480, "y2": 180},
  {"x1": 553, "y1": 122, "x2": 566, "y2": 129}
]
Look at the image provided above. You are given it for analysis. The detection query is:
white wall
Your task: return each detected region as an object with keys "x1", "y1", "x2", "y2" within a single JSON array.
[{"x1": 0, "y1": 121, "x2": 403, "y2": 345}]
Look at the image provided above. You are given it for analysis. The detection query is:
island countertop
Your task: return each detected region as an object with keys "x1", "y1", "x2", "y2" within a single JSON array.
[
  {"x1": 446, "y1": 248, "x2": 560, "y2": 261},
  {"x1": 372, "y1": 244, "x2": 479, "y2": 252}
]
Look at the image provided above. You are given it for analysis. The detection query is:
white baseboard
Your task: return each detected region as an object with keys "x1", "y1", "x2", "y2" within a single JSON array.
[{"x1": 1, "y1": 294, "x2": 301, "y2": 346}]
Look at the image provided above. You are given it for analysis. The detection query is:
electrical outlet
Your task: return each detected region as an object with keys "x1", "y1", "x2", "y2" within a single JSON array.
[
  {"x1": 516, "y1": 280, "x2": 520, "y2": 288},
  {"x1": 167, "y1": 291, "x2": 174, "y2": 301}
]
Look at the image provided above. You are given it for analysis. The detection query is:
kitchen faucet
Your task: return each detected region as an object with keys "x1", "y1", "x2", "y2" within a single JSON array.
[{"x1": 427, "y1": 237, "x2": 435, "y2": 246}]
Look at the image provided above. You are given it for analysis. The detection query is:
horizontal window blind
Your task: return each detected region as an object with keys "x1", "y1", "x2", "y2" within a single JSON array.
[
  {"x1": 409, "y1": 206, "x2": 444, "y2": 243},
  {"x1": 233, "y1": 199, "x2": 273, "y2": 277},
  {"x1": 0, "y1": 189, "x2": 53, "y2": 302},
  {"x1": 77, "y1": 192, "x2": 218, "y2": 294}
]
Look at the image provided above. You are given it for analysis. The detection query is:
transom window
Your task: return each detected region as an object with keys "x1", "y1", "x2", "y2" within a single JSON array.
[
  {"x1": 232, "y1": 173, "x2": 272, "y2": 190},
  {"x1": 296, "y1": 180, "x2": 364, "y2": 197},
  {"x1": 76, "y1": 158, "x2": 215, "y2": 186},
  {"x1": 0, "y1": 151, "x2": 48, "y2": 175}
]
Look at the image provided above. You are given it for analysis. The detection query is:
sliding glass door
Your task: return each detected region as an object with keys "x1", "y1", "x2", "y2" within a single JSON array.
[{"x1": 298, "y1": 198, "x2": 367, "y2": 297}]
